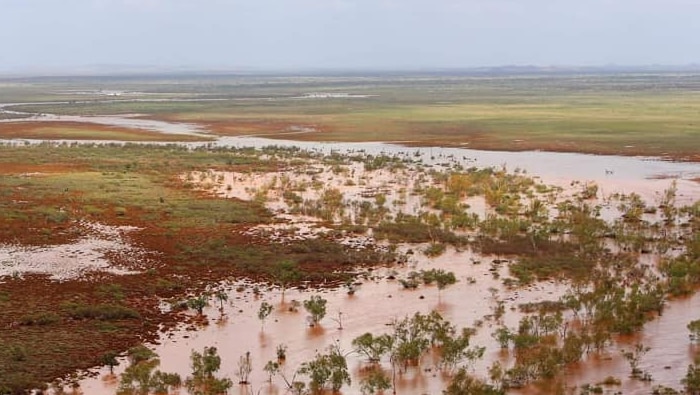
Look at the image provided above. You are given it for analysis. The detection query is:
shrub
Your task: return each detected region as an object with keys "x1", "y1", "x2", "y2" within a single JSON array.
[
  {"x1": 62, "y1": 302, "x2": 140, "y2": 320},
  {"x1": 19, "y1": 312, "x2": 60, "y2": 326}
]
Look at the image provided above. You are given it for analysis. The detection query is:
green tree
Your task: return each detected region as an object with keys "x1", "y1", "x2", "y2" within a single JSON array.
[
  {"x1": 258, "y1": 301, "x2": 273, "y2": 331},
  {"x1": 187, "y1": 295, "x2": 208, "y2": 316},
  {"x1": 185, "y1": 346, "x2": 232, "y2": 395},
  {"x1": 621, "y1": 343, "x2": 650, "y2": 379},
  {"x1": 688, "y1": 319, "x2": 700, "y2": 343},
  {"x1": 444, "y1": 368, "x2": 505, "y2": 395},
  {"x1": 303, "y1": 295, "x2": 327, "y2": 326},
  {"x1": 101, "y1": 351, "x2": 119, "y2": 375},
  {"x1": 352, "y1": 333, "x2": 394, "y2": 363},
  {"x1": 390, "y1": 313, "x2": 432, "y2": 371},
  {"x1": 272, "y1": 260, "x2": 301, "y2": 300},
  {"x1": 683, "y1": 357, "x2": 700, "y2": 394},
  {"x1": 263, "y1": 360, "x2": 280, "y2": 383},
  {"x1": 320, "y1": 188, "x2": 344, "y2": 221},
  {"x1": 299, "y1": 345, "x2": 351, "y2": 393},
  {"x1": 117, "y1": 346, "x2": 181, "y2": 395},
  {"x1": 359, "y1": 367, "x2": 391, "y2": 395},
  {"x1": 214, "y1": 290, "x2": 228, "y2": 313},
  {"x1": 440, "y1": 328, "x2": 485, "y2": 372}
]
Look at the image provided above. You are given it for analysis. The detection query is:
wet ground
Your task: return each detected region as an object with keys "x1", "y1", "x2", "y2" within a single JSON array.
[
  {"x1": 1, "y1": 103, "x2": 699, "y2": 394},
  {"x1": 76, "y1": 150, "x2": 700, "y2": 394}
]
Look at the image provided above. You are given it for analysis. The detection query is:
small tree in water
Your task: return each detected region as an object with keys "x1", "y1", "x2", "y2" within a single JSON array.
[
  {"x1": 214, "y1": 290, "x2": 228, "y2": 314},
  {"x1": 688, "y1": 319, "x2": 700, "y2": 343},
  {"x1": 272, "y1": 260, "x2": 301, "y2": 301},
  {"x1": 100, "y1": 351, "x2": 119, "y2": 375},
  {"x1": 303, "y1": 295, "x2": 327, "y2": 326},
  {"x1": 185, "y1": 346, "x2": 232, "y2": 395},
  {"x1": 258, "y1": 301, "x2": 273, "y2": 331},
  {"x1": 117, "y1": 345, "x2": 181, "y2": 395},
  {"x1": 299, "y1": 344, "x2": 351, "y2": 393},
  {"x1": 352, "y1": 333, "x2": 393, "y2": 363},
  {"x1": 621, "y1": 343, "x2": 651, "y2": 380},
  {"x1": 237, "y1": 351, "x2": 253, "y2": 385},
  {"x1": 187, "y1": 295, "x2": 208, "y2": 316}
]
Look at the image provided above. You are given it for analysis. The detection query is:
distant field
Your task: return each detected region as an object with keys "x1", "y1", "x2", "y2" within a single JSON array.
[{"x1": 3, "y1": 73, "x2": 700, "y2": 160}]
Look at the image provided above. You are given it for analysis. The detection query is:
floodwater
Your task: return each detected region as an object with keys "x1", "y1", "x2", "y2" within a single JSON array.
[
  {"x1": 79, "y1": 247, "x2": 571, "y2": 395},
  {"x1": 79, "y1": 158, "x2": 700, "y2": 395},
  {"x1": 2, "y1": 103, "x2": 699, "y2": 393},
  {"x1": 75, "y1": 244, "x2": 700, "y2": 394},
  {"x1": 213, "y1": 136, "x2": 700, "y2": 206},
  {"x1": 0, "y1": 101, "x2": 209, "y2": 136}
]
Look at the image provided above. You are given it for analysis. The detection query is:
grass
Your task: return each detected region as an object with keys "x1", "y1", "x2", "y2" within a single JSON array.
[{"x1": 0, "y1": 143, "x2": 273, "y2": 233}]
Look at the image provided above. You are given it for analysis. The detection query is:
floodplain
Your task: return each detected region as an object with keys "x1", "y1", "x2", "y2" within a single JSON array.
[{"x1": 0, "y1": 73, "x2": 699, "y2": 395}]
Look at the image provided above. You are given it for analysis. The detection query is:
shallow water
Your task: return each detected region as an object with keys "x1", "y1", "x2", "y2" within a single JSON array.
[
  {"x1": 76, "y1": 243, "x2": 700, "y2": 394},
  {"x1": 215, "y1": 136, "x2": 700, "y2": 206},
  {"x1": 79, "y1": 247, "x2": 569, "y2": 395},
  {"x1": 76, "y1": 154, "x2": 700, "y2": 394},
  {"x1": 0, "y1": 101, "x2": 212, "y2": 136}
]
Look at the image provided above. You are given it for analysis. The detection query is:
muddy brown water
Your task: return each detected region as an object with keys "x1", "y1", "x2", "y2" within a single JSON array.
[
  {"x1": 83, "y1": 142, "x2": 700, "y2": 394},
  {"x1": 76, "y1": 245, "x2": 700, "y2": 395},
  {"x1": 79, "y1": 248, "x2": 571, "y2": 394}
]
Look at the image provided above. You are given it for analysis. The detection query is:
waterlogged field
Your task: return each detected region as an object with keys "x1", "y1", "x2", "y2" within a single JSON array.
[
  {"x1": 0, "y1": 73, "x2": 699, "y2": 395},
  {"x1": 2, "y1": 73, "x2": 700, "y2": 160}
]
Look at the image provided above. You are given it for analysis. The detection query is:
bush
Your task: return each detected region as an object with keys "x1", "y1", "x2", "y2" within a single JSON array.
[
  {"x1": 62, "y1": 302, "x2": 140, "y2": 320},
  {"x1": 19, "y1": 312, "x2": 60, "y2": 326}
]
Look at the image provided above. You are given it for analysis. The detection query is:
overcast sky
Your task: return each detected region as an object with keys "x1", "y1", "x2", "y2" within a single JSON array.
[{"x1": 1, "y1": 0, "x2": 699, "y2": 73}]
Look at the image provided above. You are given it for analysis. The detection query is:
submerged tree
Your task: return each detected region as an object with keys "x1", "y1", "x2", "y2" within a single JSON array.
[
  {"x1": 299, "y1": 344, "x2": 351, "y2": 393},
  {"x1": 258, "y1": 301, "x2": 273, "y2": 331},
  {"x1": 187, "y1": 295, "x2": 209, "y2": 316},
  {"x1": 352, "y1": 333, "x2": 394, "y2": 363},
  {"x1": 214, "y1": 290, "x2": 228, "y2": 314},
  {"x1": 237, "y1": 351, "x2": 253, "y2": 385},
  {"x1": 117, "y1": 345, "x2": 181, "y2": 395},
  {"x1": 359, "y1": 367, "x2": 391, "y2": 395},
  {"x1": 185, "y1": 346, "x2": 232, "y2": 395},
  {"x1": 100, "y1": 351, "x2": 119, "y2": 375},
  {"x1": 683, "y1": 356, "x2": 700, "y2": 394},
  {"x1": 263, "y1": 360, "x2": 280, "y2": 383},
  {"x1": 303, "y1": 295, "x2": 328, "y2": 326},
  {"x1": 688, "y1": 319, "x2": 700, "y2": 343},
  {"x1": 444, "y1": 367, "x2": 504, "y2": 395},
  {"x1": 272, "y1": 260, "x2": 301, "y2": 301}
]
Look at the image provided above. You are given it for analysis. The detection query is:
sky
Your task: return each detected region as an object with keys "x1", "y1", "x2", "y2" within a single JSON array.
[{"x1": 1, "y1": 0, "x2": 699, "y2": 74}]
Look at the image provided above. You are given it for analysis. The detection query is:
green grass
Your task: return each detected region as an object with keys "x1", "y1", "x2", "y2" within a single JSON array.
[{"x1": 0, "y1": 144, "x2": 272, "y2": 230}]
